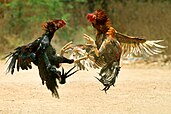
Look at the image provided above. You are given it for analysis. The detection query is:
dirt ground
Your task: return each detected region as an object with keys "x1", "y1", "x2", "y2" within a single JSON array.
[{"x1": 0, "y1": 61, "x2": 171, "y2": 114}]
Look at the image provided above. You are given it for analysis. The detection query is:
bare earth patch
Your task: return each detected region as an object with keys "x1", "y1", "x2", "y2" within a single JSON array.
[{"x1": 0, "y1": 61, "x2": 171, "y2": 114}]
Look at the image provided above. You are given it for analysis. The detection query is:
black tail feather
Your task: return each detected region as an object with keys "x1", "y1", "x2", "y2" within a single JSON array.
[
  {"x1": 45, "y1": 74, "x2": 59, "y2": 98},
  {"x1": 6, "y1": 52, "x2": 18, "y2": 74}
]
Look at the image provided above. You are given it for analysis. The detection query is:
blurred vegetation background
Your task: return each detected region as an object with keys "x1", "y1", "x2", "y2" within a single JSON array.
[{"x1": 0, "y1": 0, "x2": 170, "y2": 57}]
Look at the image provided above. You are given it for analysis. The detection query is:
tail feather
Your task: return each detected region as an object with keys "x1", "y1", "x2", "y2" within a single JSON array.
[
  {"x1": 46, "y1": 75, "x2": 59, "y2": 98},
  {"x1": 38, "y1": 64, "x2": 60, "y2": 98},
  {"x1": 6, "y1": 52, "x2": 18, "y2": 74}
]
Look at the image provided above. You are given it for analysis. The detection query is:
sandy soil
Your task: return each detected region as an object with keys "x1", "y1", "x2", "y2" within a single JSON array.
[{"x1": 0, "y1": 61, "x2": 171, "y2": 114}]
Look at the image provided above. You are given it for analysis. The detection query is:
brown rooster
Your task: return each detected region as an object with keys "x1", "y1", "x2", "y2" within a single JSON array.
[
  {"x1": 68, "y1": 9, "x2": 165, "y2": 92},
  {"x1": 4, "y1": 19, "x2": 77, "y2": 98}
]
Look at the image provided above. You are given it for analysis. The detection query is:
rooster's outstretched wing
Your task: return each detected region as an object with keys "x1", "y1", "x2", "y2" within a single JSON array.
[
  {"x1": 3, "y1": 39, "x2": 40, "y2": 74},
  {"x1": 70, "y1": 32, "x2": 166, "y2": 70},
  {"x1": 115, "y1": 32, "x2": 166, "y2": 57}
]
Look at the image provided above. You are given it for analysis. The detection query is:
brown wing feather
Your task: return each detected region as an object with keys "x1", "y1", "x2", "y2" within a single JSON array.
[
  {"x1": 115, "y1": 32, "x2": 166, "y2": 57},
  {"x1": 116, "y1": 32, "x2": 146, "y2": 44}
]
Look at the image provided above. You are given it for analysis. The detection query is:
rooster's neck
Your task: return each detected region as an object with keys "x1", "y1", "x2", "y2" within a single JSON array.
[
  {"x1": 44, "y1": 31, "x2": 56, "y2": 41},
  {"x1": 93, "y1": 18, "x2": 111, "y2": 35}
]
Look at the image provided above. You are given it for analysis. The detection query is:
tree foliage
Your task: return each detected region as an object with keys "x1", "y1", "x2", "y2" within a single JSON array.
[{"x1": 0, "y1": 0, "x2": 171, "y2": 55}]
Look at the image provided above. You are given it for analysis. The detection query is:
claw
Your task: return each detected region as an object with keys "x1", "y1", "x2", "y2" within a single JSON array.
[
  {"x1": 95, "y1": 76, "x2": 101, "y2": 81},
  {"x1": 95, "y1": 74, "x2": 114, "y2": 93},
  {"x1": 95, "y1": 76, "x2": 104, "y2": 84},
  {"x1": 66, "y1": 69, "x2": 78, "y2": 78},
  {"x1": 62, "y1": 67, "x2": 64, "y2": 75},
  {"x1": 59, "y1": 66, "x2": 78, "y2": 84},
  {"x1": 102, "y1": 85, "x2": 110, "y2": 93},
  {"x1": 65, "y1": 66, "x2": 77, "y2": 77}
]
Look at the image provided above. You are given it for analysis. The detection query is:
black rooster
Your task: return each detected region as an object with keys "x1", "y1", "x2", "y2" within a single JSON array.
[{"x1": 4, "y1": 19, "x2": 77, "y2": 98}]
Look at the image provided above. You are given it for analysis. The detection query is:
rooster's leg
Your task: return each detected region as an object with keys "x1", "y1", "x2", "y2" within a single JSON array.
[
  {"x1": 97, "y1": 61, "x2": 121, "y2": 92},
  {"x1": 59, "y1": 66, "x2": 78, "y2": 84}
]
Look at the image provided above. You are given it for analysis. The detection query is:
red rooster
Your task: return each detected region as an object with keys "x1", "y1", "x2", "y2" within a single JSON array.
[{"x1": 69, "y1": 9, "x2": 165, "y2": 92}]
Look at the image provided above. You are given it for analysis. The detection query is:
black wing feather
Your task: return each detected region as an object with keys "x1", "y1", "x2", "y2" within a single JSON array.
[{"x1": 4, "y1": 45, "x2": 35, "y2": 74}]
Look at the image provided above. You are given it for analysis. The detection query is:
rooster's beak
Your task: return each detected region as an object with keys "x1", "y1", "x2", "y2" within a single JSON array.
[{"x1": 87, "y1": 13, "x2": 96, "y2": 22}]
